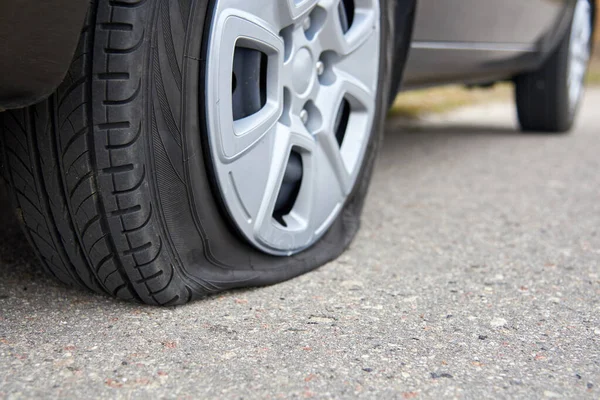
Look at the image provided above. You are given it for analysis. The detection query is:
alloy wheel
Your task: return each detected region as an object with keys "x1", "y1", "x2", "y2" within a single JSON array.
[{"x1": 205, "y1": 0, "x2": 381, "y2": 255}]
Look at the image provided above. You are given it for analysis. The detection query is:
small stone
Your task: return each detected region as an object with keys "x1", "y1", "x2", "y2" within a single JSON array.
[
  {"x1": 490, "y1": 318, "x2": 507, "y2": 328},
  {"x1": 544, "y1": 391, "x2": 561, "y2": 398},
  {"x1": 340, "y1": 280, "x2": 364, "y2": 290},
  {"x1": 431, "y1": 372, "x2": 453, "y2": 379}
]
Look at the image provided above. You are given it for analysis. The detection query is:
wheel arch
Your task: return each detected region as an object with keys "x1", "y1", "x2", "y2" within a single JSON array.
[
  {"x1": 388, "y1": 0, "x2": 417, "y2": 105},
  {"x1": 0, "y1": 1, "x2": 89, "y2": 111}
]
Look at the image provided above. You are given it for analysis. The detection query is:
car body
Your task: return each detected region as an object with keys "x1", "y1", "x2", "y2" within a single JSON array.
[
  {"x1": 403, "y1": 0, "x2": 587, "y2": 90},
  {"x1": 0, "y1": 0, "x2": 592, "y2": 111},
  {"x1": 0, "y1": 1, "x2": 88, "y2": 110}
]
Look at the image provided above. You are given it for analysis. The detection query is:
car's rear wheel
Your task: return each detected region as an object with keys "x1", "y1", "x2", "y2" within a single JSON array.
[
  {"x1": 0, "y1": 0, "x2": 405, "y2": 304},
  {"x1": 515, "y1": 0, "x2": 593, "y2": 133}
]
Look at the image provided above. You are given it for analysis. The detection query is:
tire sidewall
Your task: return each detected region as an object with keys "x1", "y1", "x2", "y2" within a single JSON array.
[{"x1": 154, "y1": 0, "x2": 397, "y2": 287}]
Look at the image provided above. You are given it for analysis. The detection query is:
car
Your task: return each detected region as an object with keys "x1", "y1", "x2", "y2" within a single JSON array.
[{"x1": 0, "y1": 0, "x2": 595, "y2": 305}]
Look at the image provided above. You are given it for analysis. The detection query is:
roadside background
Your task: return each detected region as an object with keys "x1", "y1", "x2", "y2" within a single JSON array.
[{"x1": 392, "y1": 4, "x2": 600, "y2": 118}]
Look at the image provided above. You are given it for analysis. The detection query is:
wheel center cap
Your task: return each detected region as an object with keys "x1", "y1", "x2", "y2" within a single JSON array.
[{"x1": 292, "y1": 48, "x2": 314, "y2": 95}]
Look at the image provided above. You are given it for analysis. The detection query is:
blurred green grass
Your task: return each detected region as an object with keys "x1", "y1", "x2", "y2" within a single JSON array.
[{"x1": 587, "y1": 63, "x2": 600, "y2": 85}]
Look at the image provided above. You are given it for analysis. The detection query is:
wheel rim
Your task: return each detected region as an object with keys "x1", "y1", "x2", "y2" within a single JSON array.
[
  {"x1": 205, "y1": 0, "x2": 381, "y2": 255},
  {"x1": 568, "y1": 0, "x2": 592, "y2": 114}
]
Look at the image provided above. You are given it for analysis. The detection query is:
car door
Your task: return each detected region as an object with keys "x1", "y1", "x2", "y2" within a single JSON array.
[{"x1": 403, "y1": 0, "x2": 570, "y2": 88}]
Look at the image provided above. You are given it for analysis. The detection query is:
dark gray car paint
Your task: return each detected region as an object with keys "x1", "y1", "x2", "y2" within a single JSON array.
[
  {"x1": 403, "y1": 0, "x2": 575, "y2": 89},
  {"x1": 0, "y1": 0, "x2": 588, "y2": 108},
  {"x1": 0, "y1": 0, "x2": 88, "y2": 110}
]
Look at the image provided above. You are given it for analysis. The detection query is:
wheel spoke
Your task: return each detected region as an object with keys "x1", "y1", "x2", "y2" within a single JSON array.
[
  {"x1": 333, "y1": 22, "x2": 381, "y2": 94},
  {"x1": 207, "y1": 9, "x2": 284, "y2": 162},
  {"x1": 308, "y1": 145, "x2": 346, "y2": 236},
  {"x1": 316, "y1": 0, "x2": 378, "y2": 56},
  {"x1": 318, "y1": 124, "x2": 352, "y2": 194},
  {"x1": 253, "y1": 123, "x2": 316, "y2": 250},
  {"x1": 254, "y1": 123, "x2": 315, "y2": 217},
  {"x1": 285, "y1": 0, "x2": 319, "y2": 21},
  {"x1": 315, "y1": 69, "x2": 375, "y2": 193},
  {"x1": 316, "y1": 69, "x2": 375, "y2": 128},
  {"x1": 225, "y1": 128, "x2": 278, "y2": 225}
]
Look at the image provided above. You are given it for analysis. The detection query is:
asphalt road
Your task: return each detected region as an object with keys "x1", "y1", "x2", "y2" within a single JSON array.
[{"x1": 1, "y1": 89, "x2": 600, "y2": 399}]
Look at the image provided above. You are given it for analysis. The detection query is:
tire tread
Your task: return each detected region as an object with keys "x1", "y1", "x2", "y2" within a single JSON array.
[{"x1": 0, "y1": 0, "x2": 194, "y2": 305}]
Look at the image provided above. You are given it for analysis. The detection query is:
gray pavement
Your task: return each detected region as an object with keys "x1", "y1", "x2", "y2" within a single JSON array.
[{"x1": 1, "y1": 89, "x2": 600, "y2": 399}]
